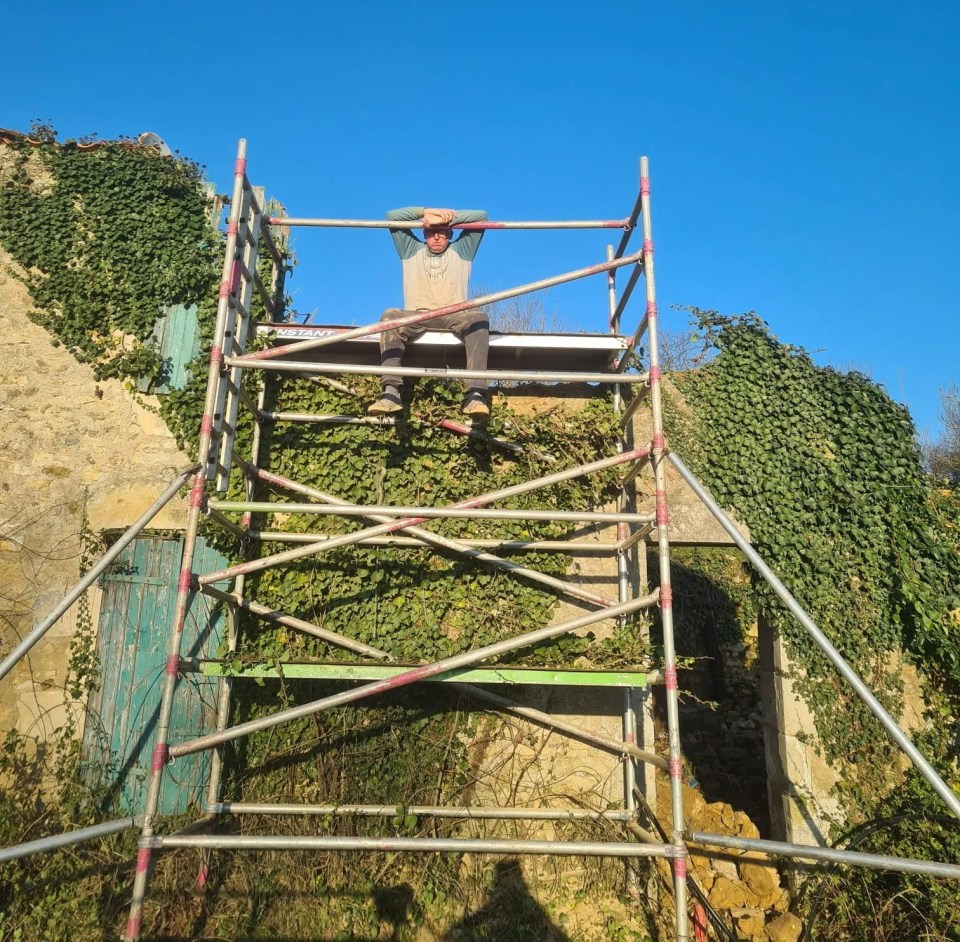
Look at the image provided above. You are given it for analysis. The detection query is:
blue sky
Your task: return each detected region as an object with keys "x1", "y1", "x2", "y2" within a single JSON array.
[{"x1": 3, "y1": 1, "x2": 958, "y2": 438}]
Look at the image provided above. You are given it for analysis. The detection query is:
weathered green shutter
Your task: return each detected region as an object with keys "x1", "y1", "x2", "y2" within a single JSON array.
[
  {"x1": 82, "y1": 535, "x2": 231, "y2": 815},
  {"x1": 139, "y1": 182, "x2": 224, "y2": 394},
  {"x1": 144, "y1": 302, "x2": 202, "y2": 393}
]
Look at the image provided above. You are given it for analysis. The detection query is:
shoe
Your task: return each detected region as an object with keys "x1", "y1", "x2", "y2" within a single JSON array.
[
  {"x1": 367, "y1": 393, "x2": 403, "y2": 415},
  {"x1": 462, "y1": 392, "x2": 490, "y2": 418}
]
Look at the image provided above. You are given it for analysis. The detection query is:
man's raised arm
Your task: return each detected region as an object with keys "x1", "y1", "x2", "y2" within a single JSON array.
[
  {"x1": 386, "y1": 207, "x2": 426, "y2": 260},
  {"x1": 450, "y1": 209, "x2": 488, "y2": 262}
]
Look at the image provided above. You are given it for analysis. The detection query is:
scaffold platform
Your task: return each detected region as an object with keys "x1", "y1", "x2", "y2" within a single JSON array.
[{"x1": 257, "y1": 323, "x2": 628, "y2": 372}]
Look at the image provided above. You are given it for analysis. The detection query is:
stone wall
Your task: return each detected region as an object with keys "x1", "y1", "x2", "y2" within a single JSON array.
[
  {"x1": 466, "y1": 386, "x2": 645, "y2": 818},
  {"x1": 759, "y1": 616, "x2": 929, "y2": 849},
  {"x1": 0, "y1": 250, "x2": 190, "y2": 745}
]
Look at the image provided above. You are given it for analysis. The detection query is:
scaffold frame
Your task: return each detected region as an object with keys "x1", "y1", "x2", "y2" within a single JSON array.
[{"x1": 3, "y1": 139, "x2": 959, "y2": 942}]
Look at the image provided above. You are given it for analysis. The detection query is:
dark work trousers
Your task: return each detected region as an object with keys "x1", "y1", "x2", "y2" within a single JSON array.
[{"x1": 378, "y1": 307, "x2": 490, "y2": 393}]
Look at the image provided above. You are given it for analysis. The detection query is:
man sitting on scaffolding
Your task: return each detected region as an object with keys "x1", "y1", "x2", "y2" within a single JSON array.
[{"x1": 368, "y1": 206, "x2": 491, "y2": 418}]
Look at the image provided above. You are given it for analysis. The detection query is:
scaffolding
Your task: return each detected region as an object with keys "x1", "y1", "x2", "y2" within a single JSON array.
[{"x1": 2, "y1": 140, "x2": 959, "y2": 942}]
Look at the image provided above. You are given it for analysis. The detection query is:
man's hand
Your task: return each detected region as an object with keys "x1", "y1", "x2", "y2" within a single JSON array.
[{"x1": 422, "y1": 208, "x2": 456, "y2": 228}]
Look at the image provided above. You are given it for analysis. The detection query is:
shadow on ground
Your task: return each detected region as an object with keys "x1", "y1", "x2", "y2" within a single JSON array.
[{"x1": 149, "y1": 858, "x2": 569, "y2": 942}]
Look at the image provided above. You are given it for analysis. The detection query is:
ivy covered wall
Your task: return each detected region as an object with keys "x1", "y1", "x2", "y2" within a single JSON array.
[
  {"x1": 0, "y1": 128, "x2": 219, "y2": 383},
  {"x1": 664, "y1": 307, "x2": 960, "y2": 821}
]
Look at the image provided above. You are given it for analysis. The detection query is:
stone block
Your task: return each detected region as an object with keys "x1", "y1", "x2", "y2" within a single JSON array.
[
  {"x1": 681, "y1": 782, "x2": 705, "y2": 820},
  {"x1": 739, "y1": 860, "x2": 781, "y2": 907},
  {"x1": 87, "y1": 485, "x2": 187, "y2": 531},
  {"x1": 707, "y1": 874, "x2": 760, "y2": 910},
  {"x1": 765, "y1": 912, "x2": 803, "y2": 942},
  {"x1": 733, "y1": 908, "x2": 767, "y2": 939},
  {"x1": 734, "y1": 810, "x2": 760, "y2": 839}
]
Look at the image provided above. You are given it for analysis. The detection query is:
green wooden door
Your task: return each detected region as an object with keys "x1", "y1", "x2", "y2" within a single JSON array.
[{"x1": 81, "y1": 535, "x2": 231, "y2": 815}]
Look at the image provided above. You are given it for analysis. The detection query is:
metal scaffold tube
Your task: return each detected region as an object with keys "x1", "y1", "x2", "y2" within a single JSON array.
[
  {"x1": 619, "y1": 384, "x2": 651, "y2": 429},
  {"x1": 612, "y1": 263, "x2": 644, "y2": 332},
  {"x1": 204, "y1": 506, "x2": 248, "y2": 540},
  {"x1": 689, "y1": 831, "x2": 960, "y2": 880},
  {"x1": 615, "y1": 187, "x2": 645, "y2": 259},
  {"x1": 204, "y1": 588, "x2": 239, "y2": 815},
  {"x1": 148, "y1": 833, "x2": 680, "y2": 858},
  {"x1": 618, "y1": 523, "x2": 656, "y2": 553},
  {"x1": 123, "y1": 138, "x2": 260, "y2": 942},
  {"x1": 268, "y1": 217, "x2": 631, "y2": 230},
  {"x1": 226, "y1": 359, "x2": 652, "y2": 385},
  {"x1": 608, "y1": 242, "x2": 642, "y2": 899},
  {"x1": 199, "y1": 583, "x2": 391, "y2": 660},
  {"x1": 248, "y1": 531, "x2": 619, "y2": 552},
  {"x1": 459, "y1": 684, "x2": 668, "y2": 770},
  {"x1": 208, "y1": 500, "x2": 653, "y2": 526},
  {"x1": 0, "y1": 818, "x2": 137, "y2": 863},
  {"x1": 639, "y1": 157, "x2": 690, "y2": 941},
  {"x1": 205, "y1": 379, "x2": 269, "y2": 813}
]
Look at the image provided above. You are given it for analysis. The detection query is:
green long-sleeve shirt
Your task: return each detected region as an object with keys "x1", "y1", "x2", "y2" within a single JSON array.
[{"x1": 386, "y1": 207, "x2": 488, "y2": 310}]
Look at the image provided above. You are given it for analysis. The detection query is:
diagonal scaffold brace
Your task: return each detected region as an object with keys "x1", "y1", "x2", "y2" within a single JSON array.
[
  {"x1": 168, "y1": 590, "x2": 658, "y2": 760},
  {"x1": 236, "y1": 462, "x2": 635, "y2": 608},
  {"x1": 195, "y1": 587, "x2": 666, "y2": 771},
  {"x1": 196, "y1": 444, "x2": 654, "y2": 586}
]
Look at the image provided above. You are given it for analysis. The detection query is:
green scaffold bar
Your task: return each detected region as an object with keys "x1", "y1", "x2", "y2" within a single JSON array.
[{"x1": 196, "y1": 660, "x2": 655, "y2": 688}]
